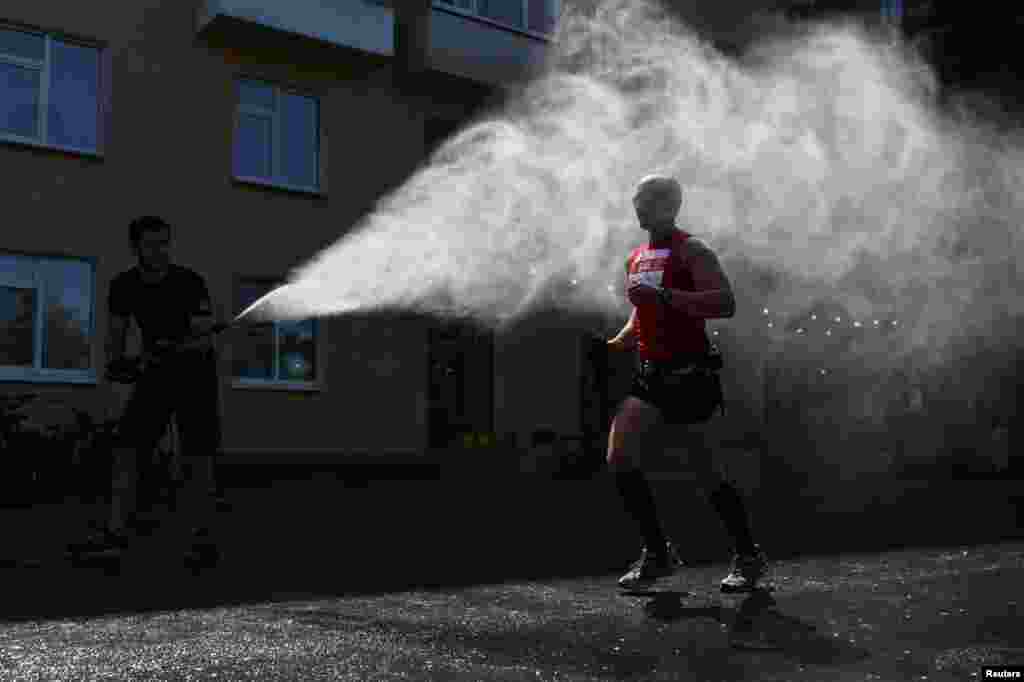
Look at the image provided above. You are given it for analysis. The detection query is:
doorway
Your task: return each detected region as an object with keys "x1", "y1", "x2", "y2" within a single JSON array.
[{"x1": 427, "y1": 319, "x2": 494, "y2": 448}]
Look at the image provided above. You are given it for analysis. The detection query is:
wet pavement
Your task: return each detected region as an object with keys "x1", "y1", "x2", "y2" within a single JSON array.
[{"x1": 1, "y1": 540, "x2": 1022, "y2": 681}]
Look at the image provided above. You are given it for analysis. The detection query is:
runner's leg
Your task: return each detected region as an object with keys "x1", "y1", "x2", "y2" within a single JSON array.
[
  {"x1": 608, "y1": 396, "x2": 668, "y2": 553},
  {"x1": 670, "y1": 424, "x2": 758, "y2": 556}
]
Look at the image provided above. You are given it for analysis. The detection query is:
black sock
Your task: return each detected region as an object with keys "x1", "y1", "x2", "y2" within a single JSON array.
[
  {"x1": 614, "y1": 469, "x2": 666, "y2": 553},
  {"x1": 707, "y1": 481, "x2": 757, "y2": 556}
]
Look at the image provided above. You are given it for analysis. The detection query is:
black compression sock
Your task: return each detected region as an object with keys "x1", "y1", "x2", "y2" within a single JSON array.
[
  {"x1": 614, "y1": 469, "x2": 667, "y2": 553},
  {"x1": 707, "y1": 481, "x2": 757, "y2": 556}
]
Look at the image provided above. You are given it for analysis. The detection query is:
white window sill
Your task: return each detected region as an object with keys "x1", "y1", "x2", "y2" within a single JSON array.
[
  {"x1": 0, "y1": 133, "x2": 103, "y2": 160},
  {"x1": 0, "y1": 369, "x2": 98, "y2": 385},
  {"x1": 232, "y1": 175, "x2": 326, "y2": 198},
  {"x1": 230, "y1": 378, "x2": 323, "y2": 392}
]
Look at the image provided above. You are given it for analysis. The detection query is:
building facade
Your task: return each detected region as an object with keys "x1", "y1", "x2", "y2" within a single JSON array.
[
  {"x1": 0, "y1": 0, "x2": 579, "y2": 466},
  {"x1": 7, "y1": 0, "x2": 992, "y2": 478}
]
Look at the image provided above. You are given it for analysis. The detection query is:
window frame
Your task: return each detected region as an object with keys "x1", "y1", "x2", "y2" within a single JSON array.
[
  {"x1": 432, "y1": 0, "x2": 560, "y2": 40},
  {"x1": 228, "y1": 275, "x2": 325, "y2": 392},
  {"x1": 231, "y1": 75, "x2": 327, "y2": 197},
  {"x1": 0, "y1": 23, "x2": 106, "y2": 159},
  {"x1": 0, "y1": 251, "x2": 98, "y2": 385}
]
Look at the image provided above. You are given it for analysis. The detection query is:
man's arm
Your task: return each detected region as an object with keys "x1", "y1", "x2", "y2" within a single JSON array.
[
  {"x1": 663, "y1": 241, "x2": 736, "y2": 319},
  {"x1": 608, "y1": 308, "x2": 638, "y2": 350},
  {"x1": 610, "y1": 254, "x2": 640, "y2": 350},
  {"x1": 106, "y1": 277, "x2": 131, "y2": 365},
  {"x1": 189, "y1": 276, "x2": 223, "y2": 352},
  {"x1": 106, "y1": 313, "x2": 130, "y2": 365}
]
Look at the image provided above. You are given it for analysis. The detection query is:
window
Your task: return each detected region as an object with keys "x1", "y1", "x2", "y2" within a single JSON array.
[
  {"x1": 0, "y1": 26, "x2": 102, "y2": 154},
  {"x1": 231, "y1": 279, "x2": 319, "y2": 387},
  {"x1": 233, "y1": 78, "x2": 322, "y2": 193},
  {"x1": 434, "y1": 0, "x2": 560, "y2": 35},
  {"x1": 881, "y1": 0, "x2": 903, "y2": 24},
  {"x1": 0, "y1": 253, "x2": 95, "y2": 382}
]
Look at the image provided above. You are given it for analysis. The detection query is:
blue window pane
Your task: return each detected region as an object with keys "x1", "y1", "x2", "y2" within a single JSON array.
[
  {"x1": 0, "y1": 254, "x2": 38, "y2": 281},
  {"x1": 527, "y1": 0, "x2": 555, "y2": 33},
  {"x1": 238, "y1": 79, "x2": 274, "y2": 110},
  {"x1": 280, "y1": 92, "x2": 318, "y2": 189},
  {"x1": 0, "y1": 28, "x2": 45, "y2": 61},
  {"x1": 278, "y1": 319, "x2": 316, "y2": 381},
  {"x1": 41, "y1": 258, "x2": 94, "y2": 371},
  {"x1": 47, "y1": 41, "x2": 99, "y2": 151},
  {"x1": 0, "y1": 63, "x2": 40, "y2": 138},
  {"x1": 0, "y1": 286, "x2": 36, "y2": 367},
  {"x1": 234, "y1": 113, "x2": 272, "y2": 179},
  {"x1": 479, "y1": 0, "x2": 523, "y2": 27}
]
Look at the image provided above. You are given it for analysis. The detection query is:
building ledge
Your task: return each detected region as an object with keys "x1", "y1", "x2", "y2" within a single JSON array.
[{"x1": 197, "y1": 0, "x2": 394, "y2": 58}]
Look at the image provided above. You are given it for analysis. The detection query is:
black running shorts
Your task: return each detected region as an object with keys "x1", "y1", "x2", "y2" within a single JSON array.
[{"x1": 629, "y1": 351, "x2": 725, "y2": 425}]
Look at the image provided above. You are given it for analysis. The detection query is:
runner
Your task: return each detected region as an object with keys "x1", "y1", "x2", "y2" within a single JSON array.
[{"x1": 608, "y1": 175, "x2": 768, "y2": 592}]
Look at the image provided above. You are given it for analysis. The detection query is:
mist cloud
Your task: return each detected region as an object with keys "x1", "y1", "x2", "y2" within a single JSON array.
[{"x1": 250, "y1": 0, "x2": 1022, "y2": 453}]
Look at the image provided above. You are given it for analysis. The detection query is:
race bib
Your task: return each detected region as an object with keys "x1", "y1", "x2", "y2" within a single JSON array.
[{"x1": 629, "y1": 248, "x2": 670, "y2": 288}]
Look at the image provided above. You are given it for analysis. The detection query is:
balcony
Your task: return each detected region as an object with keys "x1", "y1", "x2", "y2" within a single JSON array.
[
  {"x1": 197, "y1": 0, "x2": 394, "y2": 57},
  {"x1": 196, "y1": 0, "x2": 554, "y2": 85},
  {"x1": 430, "y1": 3, "x2": 552, "y2": 85}
]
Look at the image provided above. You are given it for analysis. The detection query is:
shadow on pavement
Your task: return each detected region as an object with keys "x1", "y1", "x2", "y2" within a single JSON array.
[
  {"x1": 1, "y1": 471, "x2": 1021, "y2": 624},
  {"x1": 638, "y1": 588, "x2": 870, "y2": 664}
]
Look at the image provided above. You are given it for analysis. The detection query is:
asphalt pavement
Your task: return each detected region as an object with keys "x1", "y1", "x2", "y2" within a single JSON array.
[
  {"x1": 0, "y1": 538, "x2": 1021, "y2": 680},
  {"x1": 1, "y1": 472, "x2": 1022, "y2": 680}
]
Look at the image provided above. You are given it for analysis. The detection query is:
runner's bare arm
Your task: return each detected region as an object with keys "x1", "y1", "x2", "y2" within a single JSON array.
[
  {"x1": 663, "y1": 241, "x2": 735, "y2": 319},
  {"x1": 609, "y1": 256, "x2": 640, "y2": 350},
  {"x1": 608, "y1": 308, "x2": 638, "y2": 350}
]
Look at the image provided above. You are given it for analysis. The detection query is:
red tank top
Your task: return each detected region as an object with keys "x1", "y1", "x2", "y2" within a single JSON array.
[{"x1": 626, "y1": 230, "x2": 710, "y2": 361}]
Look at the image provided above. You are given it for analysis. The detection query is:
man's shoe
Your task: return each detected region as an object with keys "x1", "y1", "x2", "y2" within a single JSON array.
[
  {"x1": 720, "y1": 546, "x2": 768, "y2": 594},
  {"x1": 618, "y1": 542, "x2": 683, "y2": 590}
]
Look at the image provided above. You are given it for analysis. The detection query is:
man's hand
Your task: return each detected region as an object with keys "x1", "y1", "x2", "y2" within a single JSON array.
[
  {"x1": 607, "y1": 331, "x2": 637, "y2": 352},
  {"x1": 627, "y1": 282, "x2": 661, "y2": 308}
]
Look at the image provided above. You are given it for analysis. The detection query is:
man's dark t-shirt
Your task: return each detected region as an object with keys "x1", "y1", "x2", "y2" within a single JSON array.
[{"x1": 108, "y1": 264, "x2": 212, "y2": 355}]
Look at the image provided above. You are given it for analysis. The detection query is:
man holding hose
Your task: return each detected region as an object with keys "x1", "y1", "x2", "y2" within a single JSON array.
[{"x1": 68, "y1": 215, "x2": 223, "y2": 565}]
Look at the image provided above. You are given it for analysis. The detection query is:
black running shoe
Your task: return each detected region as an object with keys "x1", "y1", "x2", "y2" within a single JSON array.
[
  {"x1": 618, "y1": 542, "x2": 684, "y2": 590},
  {"x1": 720, "y1": 546, "x2": 769, "y2": 594}
]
